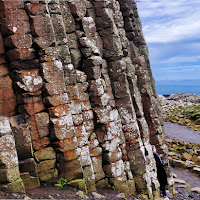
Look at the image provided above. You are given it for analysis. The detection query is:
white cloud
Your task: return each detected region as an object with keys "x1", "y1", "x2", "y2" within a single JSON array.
[
  {"x1": 137, "y1": 0, "x2": 200, "y2": 43},
  {"x1": 161, "y1": 56, "x2": 200, "y2": 63}
]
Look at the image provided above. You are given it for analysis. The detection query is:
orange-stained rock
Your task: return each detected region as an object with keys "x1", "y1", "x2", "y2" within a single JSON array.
[
  {"x1": 0, "y1": 33, "x2": 4, "y2": 54},
  {"x1": 18, "y1": 101, "x2": 45, "y2": 116},
  {"x1": 0, "y1": 0, "x2": 24, "y2": 11},
  {"x1": 48, "y1": 104, "x2": 70, "y2": 118},
  {"x1": 4, "y1": 34, "x2": 32, "y2": 49},
  {"x1": 7, "y1": 48, "x2": 35, "y2": 62},
  {"x1": 50, "y1": 114, "x2": 73, "y2": 128},
  {"x1": 0, "y1": 98, "x2": 16, "y2": 116},
  {"x1": 0, "y1": 9, "x2": 30, "y2": 35},
  {"x1": 59, "y1": 168, "x2": 83, "y2": 181},
  {"x1": 43, "y1": 93, "x2": 69, "y2": 107},
  {"x1": 57, "y1": 149, "x2": 80, "y2": 163},
  {"x1": 89, "y1": 147, "x2": 102, "y2": 157},
  {"x1": 57, "y1": 158, "x2": 81, "y2": 172},
  {"x1": 0, "y1": 56, "x2": 6, "y2": 65},
  {"x1": 32, "y1": 137, "x2": 50, "y2": 151},
  {"x1": 25, "y1": 3, "x2": 47, "y2": 16},
  {"x1": 0, "y1": 64, "x2": 9, "y2": 77},
  {"x1": 30, "y1": 15, "x2": 54, "y2": 38},
  {"x1": 0, "y1": 88, "x2": 15, "y2": 101},
  {"x1": 0, "y1": 75, "x2": 13, "y2": 88},
  {"x1": 53, "y1": 137, "x2": 78, "y2": 152}
]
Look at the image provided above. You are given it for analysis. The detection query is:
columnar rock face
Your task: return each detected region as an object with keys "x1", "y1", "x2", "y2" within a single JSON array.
[{"x1": 0, "y1": 0, "x2": 171, "y2": 197}]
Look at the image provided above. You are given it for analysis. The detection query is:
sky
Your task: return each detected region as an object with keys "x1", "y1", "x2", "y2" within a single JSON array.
[{"x1": 136, "y1": 0, "x2": 200, "y2": 85}]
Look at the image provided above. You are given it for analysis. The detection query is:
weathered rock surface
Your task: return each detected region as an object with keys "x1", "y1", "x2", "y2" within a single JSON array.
[{"x1": 0, "y1": 0, "x2": 170, "y2": 198}]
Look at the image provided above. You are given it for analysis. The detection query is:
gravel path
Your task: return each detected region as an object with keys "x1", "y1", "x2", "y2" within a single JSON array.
[
  {"x1": 164, "y1": 122, "x2": 200, "y2": 143},
  {"x1": 165, "y1": 122, "x2": 200, "y2": 199}
]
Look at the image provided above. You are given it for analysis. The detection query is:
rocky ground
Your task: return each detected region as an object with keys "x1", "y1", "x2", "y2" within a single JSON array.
[
  {"x1": 0, "y1": 184, "x2": 148, "y2": 200},
  {"x1": 165, "y1": 130, "x2": 200, "y2": 200},
  {"x1": 159, "y1": 93, "x2": 200, "y2": 131},
  {"x1": 161, "y1": 93, "x2": 200, "y2": 199}
]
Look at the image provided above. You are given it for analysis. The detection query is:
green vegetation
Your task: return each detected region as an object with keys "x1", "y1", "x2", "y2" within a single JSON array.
[
  {"x1": 57, "y1": 178, "x2": 68, "y2": 188},
  {"x1": 163, "y1": 105, "x2": 200, "y2": 131}
]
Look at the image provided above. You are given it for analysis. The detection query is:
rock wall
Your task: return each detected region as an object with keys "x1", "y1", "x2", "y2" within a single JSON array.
[{"x1": 0, "y1": 0, "x2": 170, "y2": 198}]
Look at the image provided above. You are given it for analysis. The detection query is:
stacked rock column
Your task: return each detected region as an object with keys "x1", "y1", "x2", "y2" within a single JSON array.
[
  {"x1": 111, "y1": 0, "x2": 161, "y2": 193},
  {"x1": 27, "y1": 0, "x2": 97, "y2": 192},
  {"x1": 75, "y1": 1, "x2": 136, "y2": 195},
  {"x1": 0, "y1": 116, "x2": 24, "y2": 193},
  {"x1": 26, "y1": 0, "x2": 78, "y2": 184},
  {"x1": 91, "y1": 0, "x2": 160, "y2": 197},
  {"x1": 117, "y1": 0, "x2": 168, "y2": 158},
  {"x1": 0, "y1": 2, "x2": 37, "y2": 191},
  {"x1": 0, "y1": 0, "x2": 58, "y2": 184}
]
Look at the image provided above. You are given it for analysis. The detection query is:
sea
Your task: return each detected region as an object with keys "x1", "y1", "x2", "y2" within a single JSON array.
[{"x1": 156, "y1": 85, "x2": 200, "y2": 95}]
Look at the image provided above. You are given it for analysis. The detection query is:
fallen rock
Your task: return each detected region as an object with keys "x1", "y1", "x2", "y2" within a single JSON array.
[
  {"x1": 116, "y1": 193, "x2": 126, "y2": 199},
  {"x1": 192, "y1": 167, "x2": 200, "y2": 174},
  {"x1": 173, "y1": 178, "x2": 190, "y2": 188},
  {"x1": 172, "y1": 159, "x2": 188, "y2": 169},
  {"x1": 76, "y1": 190, "x2": 88, "y2": 199},
  {"x1": 91, "y1": 192, "x2": 105, "y2": 199},
  {"x1": 191, "y1": 187, "x2": 200, "y2": 194},
  {"x1": 182, "y1": 152, "x2": 192, "y2": 161}
]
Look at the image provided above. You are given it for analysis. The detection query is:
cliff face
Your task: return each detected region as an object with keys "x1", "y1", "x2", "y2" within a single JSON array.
[{"x1": 0, "y1": 0, "x2": 170, "y2": 198}]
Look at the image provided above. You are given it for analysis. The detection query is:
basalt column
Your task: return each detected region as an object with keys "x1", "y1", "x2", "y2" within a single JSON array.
[
  {"x1": 0, "y1": 0, "x2": 58, "y2": 186},
  {"x1": 117, "y1": 0, "x2": 172, "y2": 183},
  {"x1": 0, "y1": 0, "x2": 171, "y2": 198},
  {"x1": 91, "y1": 0, "x2": 160, "y2": 197},
  {"x1": 117, "y1": 0, "x2": 168, "y2": 159}
]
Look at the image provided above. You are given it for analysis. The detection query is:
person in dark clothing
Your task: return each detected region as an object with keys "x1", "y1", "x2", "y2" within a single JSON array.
[{"x1": 152, "y1": 145, "x2": 169, "y2": 200}]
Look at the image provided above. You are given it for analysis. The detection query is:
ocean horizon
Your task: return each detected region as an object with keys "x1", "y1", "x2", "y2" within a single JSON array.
[{"x1": 156, "y1": 85, "x2": 200, "y2": 95}]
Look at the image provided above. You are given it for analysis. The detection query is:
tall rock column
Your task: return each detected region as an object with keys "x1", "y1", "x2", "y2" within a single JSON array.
[
  {"x1": 0, "y1": 0, "x2": 58, "y2": 184},
  {"x1": 92, "y1": 0, "x2": 160, "y2": 197},
  {"x1": 77, "y1": 1, "x2": 136, "y2": 195},
  {"x1": 0, "y1": 116, "x2": 25, "y2": 193}
]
